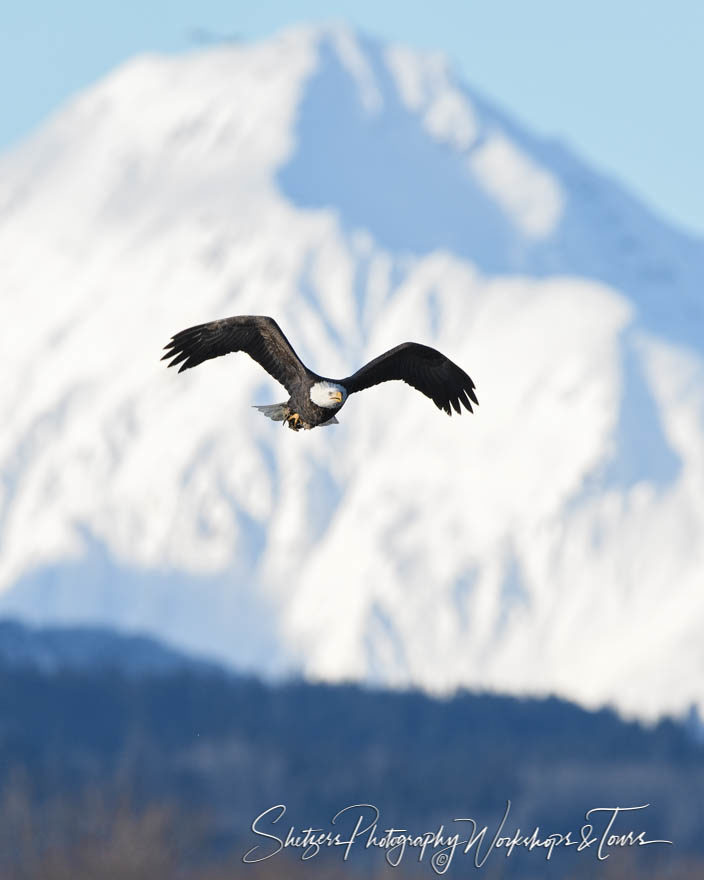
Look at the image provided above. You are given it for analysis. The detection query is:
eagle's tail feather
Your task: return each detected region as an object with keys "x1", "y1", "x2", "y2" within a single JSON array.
[{"x1": 253, "y1": 403, "x2": 288, "y2": 421}]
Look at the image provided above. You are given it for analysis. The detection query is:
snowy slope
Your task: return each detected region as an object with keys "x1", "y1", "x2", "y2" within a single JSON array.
[{"x1": 1, "y1": 25, "x2": 703, "y2": 720}]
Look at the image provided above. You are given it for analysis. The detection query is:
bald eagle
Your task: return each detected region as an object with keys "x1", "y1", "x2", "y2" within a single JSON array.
[{"x1": 162, "y1": 315, "x2": 478, "y2": 431}]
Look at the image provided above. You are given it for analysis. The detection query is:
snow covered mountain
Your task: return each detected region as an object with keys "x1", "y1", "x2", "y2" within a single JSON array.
[{"x1": 1, "y1": 24, "x2": 702, "y2": 720}]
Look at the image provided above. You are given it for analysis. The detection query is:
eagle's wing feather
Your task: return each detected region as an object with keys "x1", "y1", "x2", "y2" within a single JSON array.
[
  {"x1": 342, "y1": 342, "x2": 478, "y2": 415},
  {"x1": 162, "y1": 315, "x2": 308, "y2": 394}
]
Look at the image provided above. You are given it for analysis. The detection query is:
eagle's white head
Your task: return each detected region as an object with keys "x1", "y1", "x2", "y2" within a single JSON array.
[{"x1": 310, "y1": 381, "x2": 347, "y2": 408}]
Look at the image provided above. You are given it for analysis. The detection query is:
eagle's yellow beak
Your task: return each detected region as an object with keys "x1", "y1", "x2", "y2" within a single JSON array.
[{"x1": 331, "y1": 391, "x2": 343, "y2": 403}]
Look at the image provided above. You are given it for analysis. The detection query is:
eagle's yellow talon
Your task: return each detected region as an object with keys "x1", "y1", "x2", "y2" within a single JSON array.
[{"x1": 286, "y1": 412, "x2": 302, "y2": 430}]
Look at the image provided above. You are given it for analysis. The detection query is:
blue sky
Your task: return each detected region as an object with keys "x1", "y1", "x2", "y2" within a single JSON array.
[{"x1": 2, "y1": 0, "x2": 702, "y2": 237}]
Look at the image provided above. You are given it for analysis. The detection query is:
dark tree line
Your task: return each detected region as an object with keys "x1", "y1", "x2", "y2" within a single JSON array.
[{"x1": 1, "y1": 662, "x2": 703, "y2": 878}]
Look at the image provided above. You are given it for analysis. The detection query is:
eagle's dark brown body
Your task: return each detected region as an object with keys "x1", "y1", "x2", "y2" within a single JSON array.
[{"x1": 253, "y1": 395, "x2": 340, "y2": 431}]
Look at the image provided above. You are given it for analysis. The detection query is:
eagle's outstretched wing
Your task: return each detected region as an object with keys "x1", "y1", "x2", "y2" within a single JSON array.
[
  {"x1": 162, "y1": 315, "x2": 309, "y2": 394},
  {"x1": 342, "y1": 342, "x2": 478, "y2": 415}
]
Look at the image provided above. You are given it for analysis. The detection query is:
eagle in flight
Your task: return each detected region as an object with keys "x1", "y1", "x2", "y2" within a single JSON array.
[{"x1": 162, "y1": 315, "x2": 478, "y2": 431}]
